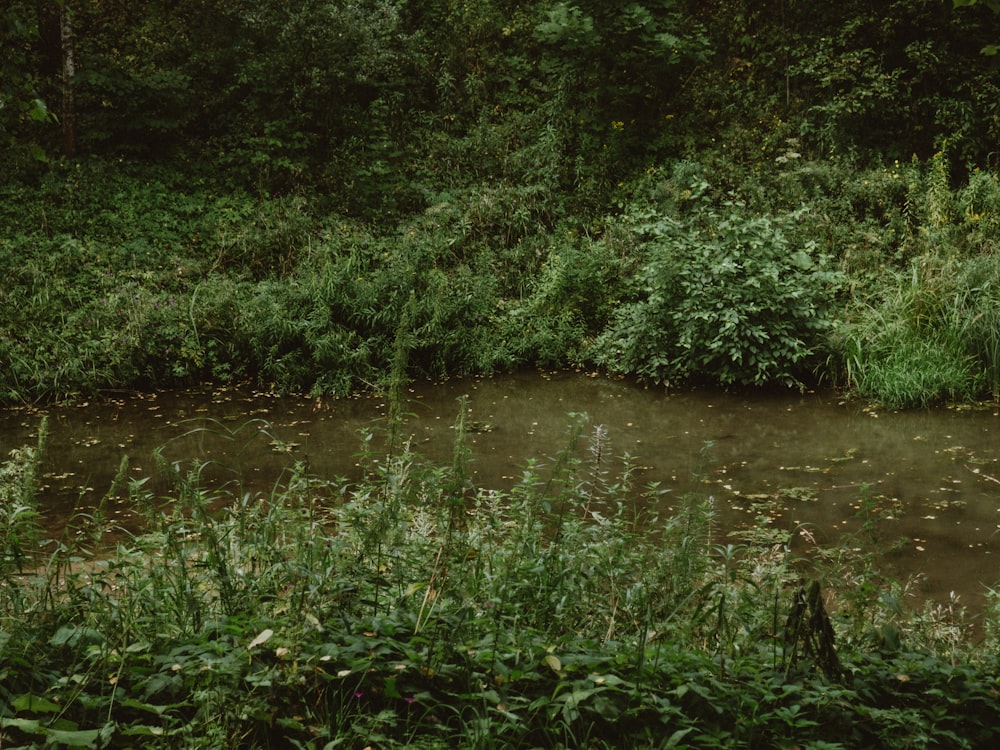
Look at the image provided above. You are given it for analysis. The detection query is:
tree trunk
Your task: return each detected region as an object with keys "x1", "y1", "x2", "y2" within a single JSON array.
[{"x1": 60, "y1": 1, "x2": 77, "y2": 158}]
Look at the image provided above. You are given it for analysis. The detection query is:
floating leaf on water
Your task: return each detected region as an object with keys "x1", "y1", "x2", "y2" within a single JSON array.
[{"x1": 829, "y1": 448, "x2": 858, "y2": 463}]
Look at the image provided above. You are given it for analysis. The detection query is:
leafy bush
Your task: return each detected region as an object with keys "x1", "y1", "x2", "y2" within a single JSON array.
[
  {"x1": 596, "y1": 189, "x2": 843, "y2": 388},
  {"x1": 497, "y1": 230, "x2": 630, "y2": 366}
]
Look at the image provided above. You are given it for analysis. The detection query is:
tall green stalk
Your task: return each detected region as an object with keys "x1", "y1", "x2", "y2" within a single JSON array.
[
  {"x1": 386, "y1": 291, "x2": 415, "y2": 459},
  {"x1": 0, "y1": 416, "x2": 47, "y2": 575}
]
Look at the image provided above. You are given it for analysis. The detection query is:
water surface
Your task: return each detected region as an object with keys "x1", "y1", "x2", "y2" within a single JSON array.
[{"x1": 3, "y1": 371, "x2": 998, "y2": 610}]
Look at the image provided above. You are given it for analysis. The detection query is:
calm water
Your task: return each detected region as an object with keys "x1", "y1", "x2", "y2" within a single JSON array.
[{"x1": 3, "y1": 371, "x2": 999, "y2": 609}]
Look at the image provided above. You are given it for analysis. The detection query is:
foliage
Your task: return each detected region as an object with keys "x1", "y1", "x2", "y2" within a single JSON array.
[
  {"x1": 0, "y1": 417, "x2": 46, "y2": 575},
  {"x1": 831, "y1": 161, "x2": 1000, "y2": 407},
  {"x1": 2, "y1": 416, "x2": 1000, "y2": 748},
  {"x1": 596, "y1": 168, "x2": 843, "y2": 388},
  {"x1": 0, "y1": 3, "x2": 57, "y2": 165},
  {"x1": 6, "y1": 2, "x2": 1000, "y2": 745},
  {"x1": 835, "y1": 252, "x2": 1000, "y2": 407},
  {"x1": 688, "y1": 0, "x2": 1000, "y2": 167},
  {"x1": 3, "y1": 1, "x2": 1000, "y2": 405}
]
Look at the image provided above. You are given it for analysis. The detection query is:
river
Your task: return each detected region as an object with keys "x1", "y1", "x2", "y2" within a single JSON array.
[{"x1": 2, "y1": 370, "x2": 999, "y2": 612}]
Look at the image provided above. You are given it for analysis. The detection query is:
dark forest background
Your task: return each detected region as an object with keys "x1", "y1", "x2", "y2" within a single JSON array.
[{"x1": 3, "y1": 1, "x2": 1000, "y2": 405}]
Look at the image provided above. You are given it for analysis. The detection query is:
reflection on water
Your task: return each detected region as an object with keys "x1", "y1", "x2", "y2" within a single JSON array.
[{"x1": 2, "y1": 371, "x2": 999, "y2": 609}]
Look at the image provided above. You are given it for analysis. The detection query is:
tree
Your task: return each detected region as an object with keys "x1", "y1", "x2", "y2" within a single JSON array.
[
  {"x1": 59, "y1": 0, "x2": 76, "y2": 157},
  {"x1": 0, "y1": 2, "x2": 57, "y2": 163},
  {"x1": 953, "y1": 0, "x2": 1000, "y2": 54}
]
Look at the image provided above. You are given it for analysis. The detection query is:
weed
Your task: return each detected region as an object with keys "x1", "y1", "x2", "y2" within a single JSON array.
[
  {"x1": 0, "y1": 416, "x2": 46, "y2": 574},
  {"x1": 836, "y1": 251, "x2": 1000, "y2": 407},
  {"x1": 3, "y1": 412, "x2": 999, "y2": 748}
]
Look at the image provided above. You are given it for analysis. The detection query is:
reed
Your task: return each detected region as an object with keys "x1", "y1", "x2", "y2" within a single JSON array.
[
  {"x1": 836, "y1": 257, "x2": 987, "y2": 408},
  {"x1": 0, "y1": 416, "x2": 46, "y2": 577},
  {"x1": 1, "y1": 415, "x2": 999, "y2": 748}
]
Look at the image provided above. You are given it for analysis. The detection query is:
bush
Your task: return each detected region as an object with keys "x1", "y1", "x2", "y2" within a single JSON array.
[{"x1": 596, "y1": 184, "x2": 842, "y2": 388}]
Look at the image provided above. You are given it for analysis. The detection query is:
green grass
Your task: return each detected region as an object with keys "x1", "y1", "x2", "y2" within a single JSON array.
[
  {"x1": 3, "y1": 411, "x2": 1000, "y2": 749},
  {"x1": 5, "y1": 154, "x2": 1000, "y2": 406},
  {"x1": 836, "y1": 252, "x2": 1000, "y2": 408}
]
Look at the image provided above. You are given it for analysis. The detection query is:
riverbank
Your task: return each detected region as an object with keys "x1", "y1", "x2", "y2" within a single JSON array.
[
  {"x1": 3, "y1": 412, "x2": 1000, "y2": 748},
  {"x1": 3, "y1": 154, "x2": 1000, "y2": 410},
  {"x1": 5, "y1": 372, "x2": 999, "y2": 611}
]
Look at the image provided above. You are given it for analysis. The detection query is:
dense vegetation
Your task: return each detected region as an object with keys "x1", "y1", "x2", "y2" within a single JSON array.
[
  {"x1": 5, "y1": 1, "x2": 1000, "y2": 747},
  {"x1": 4, "y1": 411, "x2": 1000, "y2": 749},
  {"x1": 3, "y1": 0, "x2": 1000, "y2": 407}
]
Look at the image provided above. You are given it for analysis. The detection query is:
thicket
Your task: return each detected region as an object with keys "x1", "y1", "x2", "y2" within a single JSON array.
[
  {"x1": 6, "y1": 5, "x2": 1000, "y2": 748},
  {"x1": 4, "y1": 408, "x2": 1000, "y2": 749},
  {"x1": 3, "y1": 0, "x2": 1000, "y2": 405}
]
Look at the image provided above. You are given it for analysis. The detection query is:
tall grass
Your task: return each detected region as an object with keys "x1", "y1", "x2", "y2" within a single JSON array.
[
  {"x1": 4, "y1": 404, "x2": 1000, "y2": 748},
  {"x1": 836, "y1": 253, "x2": 1000, "y2": 408}
]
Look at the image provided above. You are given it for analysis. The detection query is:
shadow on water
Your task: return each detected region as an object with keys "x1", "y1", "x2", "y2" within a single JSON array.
[{"x1": 2, "y1": 370, "x2": 999, "y2": 610}]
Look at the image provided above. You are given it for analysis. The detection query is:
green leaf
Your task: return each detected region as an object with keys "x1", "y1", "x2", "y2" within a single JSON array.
[
  {"x1": 383, "y1": 675, "x2": 403, "y2": 699},
  {"x1": 46, "y1": 727, "x2": 101, "y2": 747},
  {"x1": 28, "y1": 98, "x2": 50, "y2": 122},
  {"x1": 665, "y1": 728, "x2": 696, "y2": 748},
  {"x1": 50, "y1": 626, "x2": 104, "y2": 648},
  {"x1": 591, "y1": 694, "x2": 622, "y2": 720},
  {"x1": 119, "y1": 698, "x2": 171, "y2": 716},
  {"x1": 0, "y1": 717, "x2": 44, "y2": 734},
  {"x1": 790, "y1": 250, "x2": 813, "y2": 270},
  {"x1": 28, "y1": 142, "x2": 49, "y2": 162},
  {"x1": 120, "y1": 724, "x2": 166, "y2": 737},
  {"x1": 12, "y1": 693, "x2": 61, "y2": 713}
]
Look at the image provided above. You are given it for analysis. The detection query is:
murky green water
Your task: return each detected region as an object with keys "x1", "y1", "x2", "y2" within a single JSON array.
[{"x1": 3, "y1": 371, "x2": 999, "y2": 609}]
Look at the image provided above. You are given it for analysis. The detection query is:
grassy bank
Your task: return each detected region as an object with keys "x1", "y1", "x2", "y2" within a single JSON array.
[
  {"x1": 3, "y1": 154, "x2": 1000, "y2": 408},
  {"x1": 3, "y1": 411, "x2": 1000, "y2": 748},
  {"x1": 5, "y1": 1, "x2": 1000, "y2": 408}
]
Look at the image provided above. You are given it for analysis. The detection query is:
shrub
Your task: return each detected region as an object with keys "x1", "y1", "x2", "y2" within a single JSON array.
[
  {"x1": 498, "y1": 229, "x2": 630, "y2": 366},
  {"x1": 596, "y1": 196, "x2": 842, "y2": 388}
]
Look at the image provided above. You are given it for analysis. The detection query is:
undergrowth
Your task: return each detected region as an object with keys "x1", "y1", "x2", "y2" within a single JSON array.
[
  {"x1": 2, "y1": 406, "x2": 1000, "y2": 748},
  {"x1": 5, "y1": 153, "x2": 1000, "y2": 407}
]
